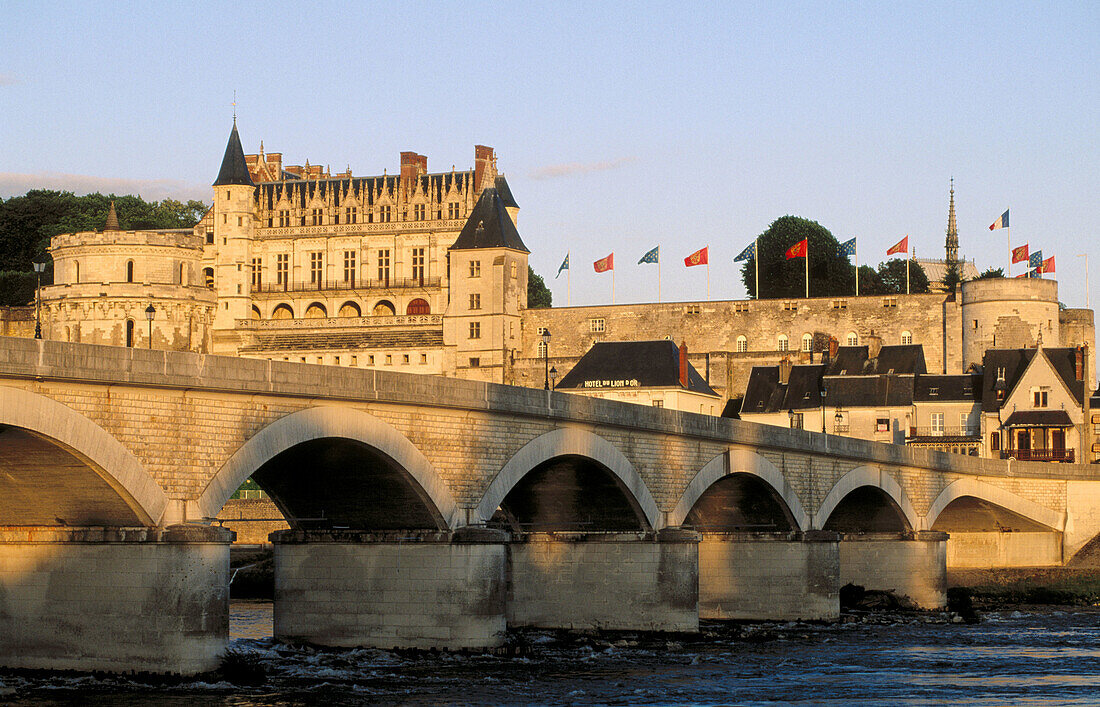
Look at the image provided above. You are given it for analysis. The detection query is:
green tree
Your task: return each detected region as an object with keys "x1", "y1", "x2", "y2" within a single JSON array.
[
  {"x1": 943, "y1": 259, "x2": 962, "y2": 292},
  {"x1": 876, "y1": 258, "x2": 930, "y2": 294},
  {"x1": 975, "y1": 267, "x2": 1005, "y2": 280},
  {"x1": 527, "y1": 266, "x2": 552, "y2": 308},
  {"x1": 854, "y1": 264, "x2": 886, "y2": 294},
  {"x1": 740, "y1": 216, "x2": 854, "y2": 299}
]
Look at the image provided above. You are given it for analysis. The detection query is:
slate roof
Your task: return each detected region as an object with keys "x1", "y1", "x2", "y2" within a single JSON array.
[
  {"x1": 240, "y1": 329, "x2": 443, "y2": 352},
  {"x1": 824, "y1": 345, "x2": 926, "y2": 376},
  {"x1": 741, "y1": 364, "x2": 824, "y2": 413},
  {"x1": 450, "y1": 188, "x2": 528, "y2": 252},
  {"x1": 980, "y1": 347, "x2": 1085, "y2": 412},
  {"x1": 824, "y1": 375, "x2": 914, "y2": 408},
  {"x1": 213, "y1": 121, "x2": 255, "y2": 187},
  {"x1": 555, "y1": 340, "x2": 718, "y2": 396},
  {"x1": 913, "y1": 374, "x2": 982, "y2": 402},
  {"x1": 495, "y1": 175, "x2": 518, "y2": 208},
  {"x1": 1002, "y1": 410, "x2": 1074, "y2": 427}
]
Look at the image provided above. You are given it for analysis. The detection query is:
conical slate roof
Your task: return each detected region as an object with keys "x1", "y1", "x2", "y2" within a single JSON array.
[
  {"x1": 213, "y1": 121, "x2": 254, "y2": 187},
  {"x1": 450, "y1": 188, "x2": 528, "y2": 252}
]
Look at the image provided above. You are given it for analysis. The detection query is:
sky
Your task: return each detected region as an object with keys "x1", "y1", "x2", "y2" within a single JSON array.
[{"x1": 1, "y1": 1, "x2": 1097, "y2": 308}]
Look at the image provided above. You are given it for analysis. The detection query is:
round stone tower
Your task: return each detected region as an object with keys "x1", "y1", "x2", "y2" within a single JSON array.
[{"x1": 960, "y1": 277, "x2": 1060, "y2": 371}]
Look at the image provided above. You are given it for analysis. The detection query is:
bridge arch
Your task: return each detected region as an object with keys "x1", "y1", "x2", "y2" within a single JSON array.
[
  {"x1": 926, "y1": 478, "x2": 1063, "y2": 532},
  {"x1": 814, "y1": 465, "x2": 919, "y2": 531},
  {"x1": 0, "y1": 386, "x2": 167, "y2": 526},
  {"x1": 475, "y1": 427, "x2": 661, "y2": 530},
  {"x1": 194, "y1": 406, "x2": 458, "y2": 529},
  {"x1": 669, "y1": 448, "x2": 810, "y2": 531}
]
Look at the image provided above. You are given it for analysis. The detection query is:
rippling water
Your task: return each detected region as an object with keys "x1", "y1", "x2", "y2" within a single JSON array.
[{"x1": 4, "y1": 601, "x2": 1100, "y2": 705}]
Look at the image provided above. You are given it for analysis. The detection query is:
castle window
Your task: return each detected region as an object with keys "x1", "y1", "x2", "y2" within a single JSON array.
[
  {"x1": 373, "y1": 300, "x2": 396, "y2": 316},
  {"x1": 469, "y1": 293, "x2": 481, "y2": 310},
  {"x1": 411, "y1": 247, "x2": 425, "y2": 282},
  {"x1": 469, "y1": 260, "x2": 481, "y2": 278},
  {"x1": 276, "y1": 254, "x2": 288, "y2": 287},
  {"x1": 511, "y1": 262, "x2": 517, "y2": 279},
  {"x1": 205, "y1": 229, "x2": 213, "y2": 244},
  {"x1": 403, "y1": 354, "x2": 410, "y2": 364},
  {"x1": 406, "y1": 298, "x2": 430, "y2": 315},
  {"x1": 846, "y1": 332, "x2": 858, "y2": 346},
  {"x1": 204, "y1": 268, "x2": 214, "y2": 289},
  {"x1": 126, "y1": 320, "x2": 135, "y2": 347},
  {"x1": 470, "y1": 357, "x2": 480, "y2": 368},
  {"x1": 420, "y1": 353, "x2": 428, "y2": 364},
  {"x1": 736, "y1": 335, "x2": 747, "y2": 352},
  {"x1": 733, "y1": 302, "x2": 749, "y2": 313},
  {"x1": 377, "y1": 249, "x2": 391, "y2": 283},
  {"x1": 333, "y1": 212, "x2": 339, "y2": 225},
  {"x1": 990, "y1": 431, "x2": 1001, "y2": 451},
  {"x1": 345, "y1": 207, "x2": 357, "y2": 224},
  {"x1": 351, "y1": 356, "x2": 358, "y2": 366},
  {"x1": 338, "y1": 301, "x2": 361, "y2": 317},
  {"x1": 832, "y1": 300, "x2": 848, "y2": 309},
  {"x1": 469, "y1": 322, "x2": 481, "y2": 339},
  {"x1": 179, "y1": 263, "x2": 187, "y2": 285},
  {"x1": 251, "y1": 305, "x2": 261, "y2": 320},
  {"x1": 305, "y1": 303, "x2": 327, "y2": 318},
  {"x1": 250, "y1": 257, "x2": 262, "y2": 289},
  {"x1": 901, "y1": 330, "x2": 912, "y2": 345},
  {"x1": 278, "y1": 210, "x2": 290, "y2": 227},
  {"x1": 537, "y1": 341, "x2": 547, "y2": 358},
  {"x1": 801, "y1": 333, "x2": 813, "y2": 352},
  {"x1": 385, "y1": 354, "x2": 392, "y2": 365},
  {"x1": 448, "y1": 202, "x2": 460, "y2": 219},
  {"x1": 590, "y1": 318, "x2": 605, "y2": 333},
  {"x1": 343, "y1": 250, "x2": 356, "y2": 284},
  {"x1": 271, "y1": 304, "x2": 293, "y2": 319},
  {"x1": 652, "y1": 400, "x2": 664, "y2": 408},
  {"x1": 311, "y1": 208, "x2": 323, "y2": 226},
  {"x1": 929, "y1": 387, "x2": 939, "y2": 396},
  {"x1": 414, "y1": 204, "x2": 425, "y2": 221},
  {"x1": 883, "y1": 297, "x2": 898, "y2": 308},
  {"x1": 309, "y1": 252, "x2": 323, "y2": 286},
  {"x1": 238, "y1": 216, "x2": 243, "y2": 227},
  {"x1": 537, "y1": 326, "x2": 548, "y2": 336},
  {"x1": 777, "y1": 334, "x2": 789, "y2": 351},
  {"x1": 1033, "y1": 389, "x2": 1049, "y2": 408},
  {"x1": 74, "y1": 261, "x2": 80, "y2": 282},
  {"x1": 267, "y1": 217, "x2": 273, "y2": 228},
  {"x1": 379, "y1": 205, "x2": 392, "y2": 222},
  {"x1": 782, "y1": 301, "x2": 797, "y2": 311},
  {"x1": 126, "y1": 261, "x2": 134, "y2": 283},
  {"x1": 685, "y1": 304, "x2": 701, "y2": 315},
  {"x1": 368, "y1": 355, "x2": 375, "y2": 365}
]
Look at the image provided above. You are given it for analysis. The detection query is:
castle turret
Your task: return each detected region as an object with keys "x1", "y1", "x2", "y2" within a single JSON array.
[
  {"x1": 211, "y1": 119, "x2": 256, "y2": 346},
  {"x1": 945, "y1": 178, "x2": 958, "y2": 265}
]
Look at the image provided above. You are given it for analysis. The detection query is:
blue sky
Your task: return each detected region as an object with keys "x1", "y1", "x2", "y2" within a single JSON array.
[{"x1": 1, "y1": 2, "x2": 1096, "y2": 307}]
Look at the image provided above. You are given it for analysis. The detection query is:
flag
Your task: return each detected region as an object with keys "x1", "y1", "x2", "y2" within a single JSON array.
[
  {"x1": 1028, "y1": 250, "x2": 1043, "y2": 269},
  {"x1": 684, "y1": 247, "x2": 708, "y2": 267},
  {"x1": 1011, "y1": 244, "x2": 1029, "y2": 264},
  {"x1": 734, "y1": 241, "x2": 756, "y2": 262},
  {"x1": 1040, "y1": 255, "x2": 1055, "y2": 274},
  {"x1": 638, "y1": 246, "x2": 659, "y2": 265},
  {"x1": 989, "y1": 209, "x2": 1010, "y2": 230},
  {"x1": 887, "y1": 236, "x2": 908, "y2": 255},
  {"x1": 556, "y1": 253, "x2": 569, "y2": 278},
  {"x1": 1015, "y1": 271, "x2": 1029, "y2": 278},
  {"x1": 838, "y1": 237, "x2": 857, "y2": 257},
  {"x1": 593, "y1": 253, "x2": 614, "y2": 273},
  {"x1": 785, "y1": 239, "x2": 807, "y2": 259}
]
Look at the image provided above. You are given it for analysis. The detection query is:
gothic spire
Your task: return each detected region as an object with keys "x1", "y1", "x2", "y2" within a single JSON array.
[
  {"x1": 945, "y1": 178, "x2": 958, "y2": 264},
  {"x1": 213, "y1": 121, "x2": 254, "y2": 187}
]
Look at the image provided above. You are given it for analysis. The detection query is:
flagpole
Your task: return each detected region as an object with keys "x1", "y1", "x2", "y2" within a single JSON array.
[
  {"x1": 754, "y1": 237, "x2": 759, "y2": 299},
  {"x1": 855, "y1": 241, "x2": 859, "y2": 297},
  {"x1": 1006, "y1": 228, "x2": 1011, "y2": 277},
  {"x1": 805, "y1": 240, "x2": 809, "y2": 299},
  {"x1": 707, "y1": 260, "x2": 711, "y2": 301},
  {"x1": 907, "y1": 244, "x2": 911, "y2": 295},
  {"x1": 612, "y1": 267, "x2": 616, "y2": 305},
  {"x1": 658, "y1": 257, "x2": 662, "y2": 303},
  {"x1": 568, "y1": 265, "x2": 571, "y2": 306}
]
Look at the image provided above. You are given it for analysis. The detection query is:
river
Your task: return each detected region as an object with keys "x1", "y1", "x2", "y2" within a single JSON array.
[{"x1": 4, "y1": 600, "x2": 1100, "y2": 705}]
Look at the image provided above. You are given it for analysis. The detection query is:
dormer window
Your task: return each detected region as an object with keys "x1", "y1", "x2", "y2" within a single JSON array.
[{"x1": 929, "y1": 387, "x2": 939, "y2": 396}]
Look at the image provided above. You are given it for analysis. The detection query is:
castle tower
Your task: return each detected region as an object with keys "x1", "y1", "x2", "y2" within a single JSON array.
[
  {"x1": 443, "y1": 188, "x2": 529, "y2": 384},
  {"x1": 211, "y1": 119, "x2": 256, "y2": 342},
  {"x1": 945, "y1": 178, "x2": 958, "y2": 265}
]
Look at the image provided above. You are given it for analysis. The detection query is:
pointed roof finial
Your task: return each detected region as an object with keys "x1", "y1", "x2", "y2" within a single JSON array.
[
  {"x1": 105, "y1": 200, "x2": 119, "y2": 231},
  {"x1": 232, "y1": 90, "x2": 237, "y2": 124},
  {"x1": 945, "y1": 177, "x2": 959, "y2": 264}
]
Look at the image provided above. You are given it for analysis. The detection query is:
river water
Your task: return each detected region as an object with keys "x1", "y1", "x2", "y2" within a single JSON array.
[{"x1": 4, "y1": 601, "x2": 1100, "y2": 705}]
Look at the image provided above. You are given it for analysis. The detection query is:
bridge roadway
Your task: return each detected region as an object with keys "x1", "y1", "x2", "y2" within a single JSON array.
[{"x1": 1, "y1": 336, "x2": 1099, "y2": 674}]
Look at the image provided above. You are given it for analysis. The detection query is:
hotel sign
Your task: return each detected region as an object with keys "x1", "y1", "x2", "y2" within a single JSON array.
[{"x1": 583, "y1": 379, "x2": 640, "y2": 389}]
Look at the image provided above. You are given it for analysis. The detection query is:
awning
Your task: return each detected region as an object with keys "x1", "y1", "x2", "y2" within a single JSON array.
[{"x1": 1001, "y1": 410, "x2": 1074, "y2": 428}]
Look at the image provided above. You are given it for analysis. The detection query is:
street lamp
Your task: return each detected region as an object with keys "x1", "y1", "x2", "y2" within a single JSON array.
[
  {"x1": 32, "y1": 260, "x2": 46, "y2": 339},
  {"x1": 542, "y1": 328, "x2": 552, "y2": 390},
  {"x1": 820, "y1": 380, "x2": 827, "y2": 433},
  {"x1": 549, "y1": 366, "x2": 558, "y2": 391},
  {"x1": 835, "y1": 407, "x2": 844, "y2": 434},
  {"x1": 144, "y1": 304, "x2": 156, "y2": 349}
]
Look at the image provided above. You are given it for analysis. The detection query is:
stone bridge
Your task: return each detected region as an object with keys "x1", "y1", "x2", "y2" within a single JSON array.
[{"x1": 2, "y1": 336, "x2": 1099, "y2": 674}]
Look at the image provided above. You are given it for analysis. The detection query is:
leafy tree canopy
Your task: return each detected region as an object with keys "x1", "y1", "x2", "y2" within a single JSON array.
[
  {"x1": 942, "y1": 259, "x2": 962, "y2": 292},
  {"x1": 740, "y1": 216, "x2": 854, "y2": 299},
  {"x1": 527, "y1": 266, "x2": 552, "y2": 308},
  {"x1": 975, "y1": 267, "x2": 1005, "y2": 280}
]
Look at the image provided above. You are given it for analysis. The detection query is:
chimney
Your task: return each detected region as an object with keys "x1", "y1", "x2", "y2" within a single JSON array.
[
  {"x1": 828, "y1": 336, "x2": 838, "y2": 360},
  {"x1": 474, "y1": 145, "x2": 495, "y2": 193},
  {"x1": 679, "y1": 342, "x2": 689, "y2": 388},
  {"x1": 400, "y1": 151, "x2": 425, "y2": 196},
  {"x1": 1077, "y1": 346, "x2": 1085, "y2": 381},
  {"x1": 779, "y1": 357, "x2": 792, "y2": 385},
  {"x1": 866, "y1": 330, "x2": 882, "y2": 361}
]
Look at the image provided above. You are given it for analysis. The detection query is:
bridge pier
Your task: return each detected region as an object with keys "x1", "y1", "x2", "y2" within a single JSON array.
[
  {"x1": 838, "y1": 531, "x2": 948, "y2": 608},
  {"x1": 271, "y1": 527, "x2": 508, "y2": 649},
  {"x1": 0, "y1": 525, "x2": 232, "y2": 675},
  {"x1": 506, "y1": 529, "x2": 699, "y2": 632},
  {"x1": 698, "y1": 531, "x2": 840, "y2": 621}
]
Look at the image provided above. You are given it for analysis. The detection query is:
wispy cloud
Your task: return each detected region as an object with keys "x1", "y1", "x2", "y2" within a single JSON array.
[
  {"x1": 0, "y1": 172, "x2": 210, "y2": 202},
  {"x1": 528, "y1": 156, "x2": 637, "y2": 180},
  {"x1": 0, "y1": 73, "x2": 18, "y2": 86}
]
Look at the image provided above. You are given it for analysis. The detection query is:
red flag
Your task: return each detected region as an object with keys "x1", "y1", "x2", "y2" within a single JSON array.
[
  {"x1": 785, "y1": 239, "x2": 807, "y2": 259},
  {"x1": 684, "y1": 247, "x2": 708, "y2": 267},
  {"x1": 1015, "y1": 272, "x2": 1029, "y2": 278},
  {"x1": 1011, "y1": 244, "x2": 1029, "y2": 264},
  {"x1": 593, "y1": 253, "x2": 614, "y2": 273},
  {"x1": 1040, "y1": 255, "x2": 1055, "y2": 274},
  {"x1": 887, "y1": 236, "x2": 908, "y2": 255}
]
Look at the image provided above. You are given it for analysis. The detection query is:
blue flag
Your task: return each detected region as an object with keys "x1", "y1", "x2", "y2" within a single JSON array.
[
  {"x1": 556, "y1": 253, "x2": 569, "y2": 278},
  {"x1": 1028, "y1": 250, "x2": 1043, "y2": 269},
  {"x1": 838, "y1": 237, "x2": 857, "y2": 257},
  {"x1": 638, "y1": 246, "x2": 659, "y2": 264},
  {"x1": 734, "y1": 241, "x2": 756, "y2": 262}
]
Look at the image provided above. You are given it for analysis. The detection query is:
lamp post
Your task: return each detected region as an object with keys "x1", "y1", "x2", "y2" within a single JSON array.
[
  {"x1": 549, "y1": 366, "x2": 558, "y2": 391},
  {"x1": 788, "y1": 408, "x2": 796, "y2": 429},
  {"x1": 835, "y1": 408, "x2": 844, "y2": 435},
  {"x1": 542, "y1": 328, "x2": 552, "y2": 390},
  {"x1": 32, "y1": 260, "x2": 46, "y2": 339},
  {"x1": 144, "y1": 304, "x2": 156, "y2": 349},
  {"x1": 820, "y1": 380, "x2": 827, "y2": 433}
]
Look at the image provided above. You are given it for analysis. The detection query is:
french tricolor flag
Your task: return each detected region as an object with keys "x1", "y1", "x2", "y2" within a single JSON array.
[{"x1": 989, "y1": 209, "x2": 1010, "y2": 231}]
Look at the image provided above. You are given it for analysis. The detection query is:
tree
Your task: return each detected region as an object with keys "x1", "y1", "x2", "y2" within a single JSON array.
[
  {"x1": 527, "y1": 266, "x2": 552, "y2": 308},
  {"x1": 975, "y1": 267, "x2": 1005, "y2": 280},
  {"x1": 942, "y1": 259, "x2": 962, "y2": 292},
  {"x1": 876, "y1": 258, "x2": 930, "y2": 294},
  {"x1": 854, "y1": 264, "x2": 886, "y2": 294},
  {"x1": 740, "y1": 216, "x2": 854, "y2": 299}
]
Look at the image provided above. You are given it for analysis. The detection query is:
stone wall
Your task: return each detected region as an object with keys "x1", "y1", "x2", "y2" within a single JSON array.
[
  {"x1": 946, "y1": 531, "x2": 1062, "y2": 568},
  {"x1": 0, "y1": 306, "x2": 34, "y2": 338},
  {"x1": 838, "y1": 533, "x2": 947, "y2": 608},
  {"x1": 217, "y1": 497, "x2": 289, "y2": 544}
]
